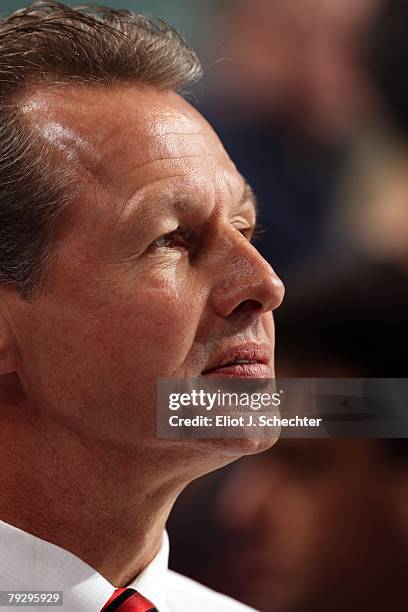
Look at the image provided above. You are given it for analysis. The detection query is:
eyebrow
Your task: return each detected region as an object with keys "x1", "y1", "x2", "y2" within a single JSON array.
[
  {"x1": 121, "y1": 172, "x2": 260, "y2": 235},
  {"x1": 166, "y1": 179, "x2": 258, "y2": 217}
]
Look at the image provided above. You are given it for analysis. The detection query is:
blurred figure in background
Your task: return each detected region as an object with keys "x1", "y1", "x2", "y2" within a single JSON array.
[
  {"x1": 197, "y1": 0, "x2": 381, "y2": 274},
  {"x1": 216, "y1": 438, "x2": 408, "y2": 612},
  {"x1": 329, "y1": 0, "x2": 408, "y2": 271},
  {"x1": 204, "y1": 0, "x2": 379, "y2": 142},
  {"x1": 329, "y1": 134, "x2": 408, "y2": 268}
]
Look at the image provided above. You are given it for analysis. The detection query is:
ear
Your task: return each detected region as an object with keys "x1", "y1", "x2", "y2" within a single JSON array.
[
  {"x1": 0, "y1": 311, "x2": 24, "y2": 405},
  {"x1": 0, "y1": 316, "x2": 19, "y2": 376}
]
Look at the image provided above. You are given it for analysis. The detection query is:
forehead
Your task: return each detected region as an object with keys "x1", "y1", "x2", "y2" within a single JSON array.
[{"x1": 19, "y1": 84, "x2": 242, "y2": 202}]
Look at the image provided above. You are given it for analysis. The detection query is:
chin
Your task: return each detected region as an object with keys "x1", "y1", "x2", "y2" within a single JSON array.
[
  {"x1": 175, "y1": 434, "x2": 280, "y2": 466},
  {"x1": 206, "y1": 434, "x2": 280, "y2": 456},
  {"x1": 188, "y1": 436, "x2": 280, "y2": 477},
  {"x1": 154, "y1": 434, "x2": 280, "y2": 478}
]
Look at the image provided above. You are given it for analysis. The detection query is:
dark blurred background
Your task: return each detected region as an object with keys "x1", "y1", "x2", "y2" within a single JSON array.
[{"x1": 3, "y1": 1, "x2": 406, "y2": 610}]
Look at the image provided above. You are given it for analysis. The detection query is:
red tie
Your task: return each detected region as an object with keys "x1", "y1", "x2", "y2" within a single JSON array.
[{"x1": 100, "y1": 588, "x2": 158, "y2": 611}]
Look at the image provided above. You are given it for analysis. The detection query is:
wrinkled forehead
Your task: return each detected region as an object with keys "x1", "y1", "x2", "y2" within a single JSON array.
[{"x1": 18, "y1": 84, "x2": 233, "y2": 192}]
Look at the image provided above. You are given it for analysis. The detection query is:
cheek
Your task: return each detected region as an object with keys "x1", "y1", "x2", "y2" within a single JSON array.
[
  {"x1": 104, "y1": 281, "x2": 200, "y2": 376},
  {"x1": 71, "y1": 260, "x2": 204, "y2": 380},
  {"x1": 23, "y1": 270, "x2": 203, "y2": 409}
]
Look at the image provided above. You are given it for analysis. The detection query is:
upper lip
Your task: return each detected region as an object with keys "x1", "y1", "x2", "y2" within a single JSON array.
[{"x1": 202, "y1": 343, "x2": 272, "y2": 374}]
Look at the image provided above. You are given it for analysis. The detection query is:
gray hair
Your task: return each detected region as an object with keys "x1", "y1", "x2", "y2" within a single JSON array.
[{"x1": 0, "y1": 1, "x2": 202, "y2": 298}]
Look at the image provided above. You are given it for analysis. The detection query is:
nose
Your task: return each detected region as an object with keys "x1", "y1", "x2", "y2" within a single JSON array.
[{"x1": 209, "y1": 228, "x2": 285, "y2": 319}]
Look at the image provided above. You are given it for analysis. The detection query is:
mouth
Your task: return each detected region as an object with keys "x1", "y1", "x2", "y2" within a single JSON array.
[{"x1": 202, "y1": 343, "x2": 273, "y2": 378}]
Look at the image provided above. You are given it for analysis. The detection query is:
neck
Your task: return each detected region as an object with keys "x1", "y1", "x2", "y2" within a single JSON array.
[{"x1": 0, "y1": 402, "x2": 188, "y2": 586}]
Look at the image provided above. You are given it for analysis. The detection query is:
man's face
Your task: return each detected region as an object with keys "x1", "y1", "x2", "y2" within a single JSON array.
[{"x1": 10, "y1": 85, "x2": 283, "y2": 464}]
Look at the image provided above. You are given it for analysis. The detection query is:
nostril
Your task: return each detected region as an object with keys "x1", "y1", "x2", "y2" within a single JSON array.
[{"x1": 233, "y1": 299, "x2": 263, "y2": 317}]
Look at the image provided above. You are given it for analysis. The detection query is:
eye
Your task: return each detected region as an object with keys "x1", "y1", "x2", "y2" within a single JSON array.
[
  {"x1": 236, "y1": 222, "x2": 265, "y2": 243},
  {"x1": 150, "y1": 228, "x2": 193, "y2": 251}
]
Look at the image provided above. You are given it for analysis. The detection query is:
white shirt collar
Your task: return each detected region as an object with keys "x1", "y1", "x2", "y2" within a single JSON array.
[{"x1": 0, "y1": 519, "x2": 170, "y2": 611}]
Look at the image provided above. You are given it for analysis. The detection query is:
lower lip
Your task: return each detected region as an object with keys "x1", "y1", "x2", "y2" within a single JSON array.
[{"x1": 202, "y1": 363, "x2": 273, "y2": 378}]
